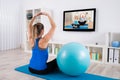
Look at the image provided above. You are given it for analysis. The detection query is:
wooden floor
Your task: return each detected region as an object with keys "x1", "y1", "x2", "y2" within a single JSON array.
[{"x1": 0, "y1": 49, "x2": 120, "y2": 80}]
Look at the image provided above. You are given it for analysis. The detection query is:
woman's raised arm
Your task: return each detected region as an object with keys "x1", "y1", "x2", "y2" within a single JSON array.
[
  {"x1": 41, "y1": 12, "x2": 56, "y2": 43},
  {"x1": 28, "y1": 12, "x2": 42, "y2": 47}
]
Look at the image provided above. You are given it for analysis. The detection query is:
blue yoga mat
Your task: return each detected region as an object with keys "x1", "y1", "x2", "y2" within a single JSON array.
[{"x1": 15, "y1": 64, "x2": 118, "y2": 80}]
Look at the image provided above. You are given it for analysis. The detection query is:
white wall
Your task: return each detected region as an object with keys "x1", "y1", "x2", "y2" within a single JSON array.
[
  {"x1": 0, "y1": 0, "x2": 23, "y2": 50},
  {"x1": 22, "y1": 0, "x2": 120, "y2": 45}
]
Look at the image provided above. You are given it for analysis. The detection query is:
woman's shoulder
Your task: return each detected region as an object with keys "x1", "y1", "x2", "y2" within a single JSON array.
[{"x1": 38, "y1": 37, "x2": 48, "y2": 49}]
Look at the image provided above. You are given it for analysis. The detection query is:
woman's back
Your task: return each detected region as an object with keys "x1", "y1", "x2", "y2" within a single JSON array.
[{"x1": 29, "y1": 38, "x2": 48, "y2": 70}]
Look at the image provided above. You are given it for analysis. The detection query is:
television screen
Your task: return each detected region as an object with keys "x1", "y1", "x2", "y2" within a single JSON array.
[{"x1": 63, "y1": 8, "x2": 96, "y2": 31}]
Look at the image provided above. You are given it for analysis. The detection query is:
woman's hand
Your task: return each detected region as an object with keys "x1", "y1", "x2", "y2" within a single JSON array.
[
  {"x1": 34, "y1": 12, "x2": 42, "y2": 17},
  {"x1": 35, "y1": 12, "x2": 49, "y2": 17},
  {"x1": 40, "y1": 12, "x2": 49, "y2": 16}
]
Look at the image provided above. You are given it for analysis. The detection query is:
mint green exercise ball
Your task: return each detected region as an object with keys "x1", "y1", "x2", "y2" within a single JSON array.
[{"x1": 57, "y1": 42, "x2": 90, "y2": 76}]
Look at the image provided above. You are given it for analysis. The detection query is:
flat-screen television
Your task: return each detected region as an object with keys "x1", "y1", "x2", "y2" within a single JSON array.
[{"x1": 63, "y1": 8, "x2": 96, "y2": 31}]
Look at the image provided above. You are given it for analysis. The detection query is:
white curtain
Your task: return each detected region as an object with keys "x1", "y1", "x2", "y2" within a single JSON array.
[{"x1": 0, "y1": 0, "x2": 23, "y2": 51}]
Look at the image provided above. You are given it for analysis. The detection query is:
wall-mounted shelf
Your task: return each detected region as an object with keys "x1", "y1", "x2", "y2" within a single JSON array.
[
  {"x1": 106, "y1": 32, "x2": 120, "y2": 65},
  {"x1": 47, "y1": 42, "x2": 106, "y2": 63}
]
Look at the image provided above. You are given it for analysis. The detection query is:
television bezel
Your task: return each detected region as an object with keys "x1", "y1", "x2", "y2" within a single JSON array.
[{"x1": 63, "y1": 8, "x2": 96, "y2": 31}]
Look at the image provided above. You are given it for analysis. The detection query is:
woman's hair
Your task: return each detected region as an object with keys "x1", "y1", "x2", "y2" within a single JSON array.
[{"x1": 33, "y1": 23, "x2": 44, "y2": 38}]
